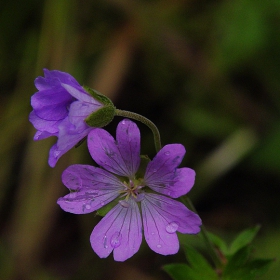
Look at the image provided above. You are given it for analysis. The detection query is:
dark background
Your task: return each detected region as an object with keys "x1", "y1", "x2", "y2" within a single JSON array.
[{"x1": 1, "y1": 0, "x2": 280, "y2": 279}]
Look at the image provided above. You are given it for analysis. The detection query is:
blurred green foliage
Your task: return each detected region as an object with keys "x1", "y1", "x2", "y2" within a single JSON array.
[{"x1": 1, "y1": 0, "x2": 280, "y2": 279}]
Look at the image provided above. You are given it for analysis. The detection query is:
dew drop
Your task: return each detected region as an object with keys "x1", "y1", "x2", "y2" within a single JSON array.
[
  {"x1": 110, "y1": 232, "x2": 122, "y2": 248},
  {"x1": 121, "y1": 120, "x2": 126, "y2": 125},
  {"x1": 103, "y1": 235, "x2": 108, "y2": 249},
  {"x1": 164, "y1": 151, "x2": 170, "y2": 156},
  {"x1": 119, "y1": 200, "x2": 130, "y2": 208},
  {"x1": 165, "y1": 222, "x2": 179, "y2": 233},
  {"x1": 54, "y1": 150, "x2": 61, "y2": 158},
  {"x1": 156, "y1": 244, "x2": 162, "y2": 248},
  {"x1": 100, "y1": 201, "x2": 105, "y2": 206},
  {"x1": 85, "y1": 204, "x2": 91, "y2": 210}
]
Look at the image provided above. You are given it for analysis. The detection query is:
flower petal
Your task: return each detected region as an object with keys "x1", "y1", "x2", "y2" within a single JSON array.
[
  {"x1": 145, "y1": 167, "x2": 196, "y2": 198},
  {"x1": 42, "y1": 69, "x2": 81, "y2": 88},
  {"x1": 61, "y1": 164, "x2": 124, "y2": 191},
  {"x1": 90, "y1": 199, "x2": 142, "y2": 261},
  {"x1": 68, "y1": 100, "x2": 101, "y2": 132},
  {"x1": 144, "y1": 144, "x2": 186, "y2": 181},
  {"x1": 58, "y1": 165, "x2": 123, "y2": 214},
  {"x1": 29, "y1": 111, "x2": 60, "y2": 134},
  {"x1": 141, "y1": 193, "x2": 201, "y2": 255},
  {"x1": 116, "y1": 119, "x2": 140, "y2": 177},
  {"x1": 61, "y1": 83, "x2": 100, "y2": 104},
  {"x1": 88, "y1": 128, "x2": 133, "y2": 177}
]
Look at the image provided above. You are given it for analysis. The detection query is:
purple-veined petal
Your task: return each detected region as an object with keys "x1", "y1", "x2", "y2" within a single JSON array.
[
  {"x1": 145, "y1": 167, "x2": 196, "y2": 198},
  {"x1": 61, "y1": 164, "x2": 124, "y2": 191},
  {"x1": 34, "y1": 130, "x2": 55, "y2": 140},
  {"x1": 58, "y1": 164, "x2": 123, "y2": 214},
  {"x1": 144, "y1": 144, "x2": 186, "y2": 183},
  {"x1": 90, "y1": 199, "x2": 142, "y2": 261},
  {"x1": 42, "y1": 69, "x2": 81, "y2": 87},
  {"x1": 31, "y1": 89, "x2": 73, "y2": 121},
  {"x1": 116, "y1": 119, "x2": 141, "y2": 178},
  {"x1": 68, "y1": 100, "x2": 102, "y2": 131},
  {"x1": 29, "y1": 111, "x2": 60, "y2": 134},
  {"x1": 88, "y1": 128, "x2": 133, "y2": 177},
  {"x1": 61, "y1": 83, "x2": 100, "y2": 104},
  {"x1": 47, "y1": 119, "x2": 92, "y2": 167},
  {"x1": 57, "y1": 189, "x2": 120, "y2": 214},
  {"x1": 56, "y1": 117, "x2": 92, "y2": 149},
  {"x1": 141, "y1": 193, "x2": 201, "y2": 255}
]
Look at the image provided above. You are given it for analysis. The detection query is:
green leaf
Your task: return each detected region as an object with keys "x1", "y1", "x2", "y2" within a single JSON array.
[
  {"x1": 207, "y1": 231, "x2": 229, "y2": 255},
  {"x1": 184, "y1": 245, "x2": 219, "y2": 280},
  {"x1": 229, "y1": 225, "x2": 260, "y2": 255},
  {"x1": 163, "y1": 264, "x2": 194, "y2": 280},
  {"x1": 222, "y1": 246, "x2": 274, "y2": 280}
]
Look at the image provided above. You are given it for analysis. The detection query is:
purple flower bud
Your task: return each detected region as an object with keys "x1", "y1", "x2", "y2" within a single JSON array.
[{"x1": 29, "y1": 69, "x2": 102, "y2": 167}]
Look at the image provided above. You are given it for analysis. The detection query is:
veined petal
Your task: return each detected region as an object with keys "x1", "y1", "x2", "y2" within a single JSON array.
[
  {"x1": 68, "y1": 100, "x2": 101, "y2": 131},
  {"x1": 29, "y1": 111, "x2": 60, "y2": 134},
  {"x1": 61, "y1": 83, "x2": 101, "y2": 104},
  {"x1": 116, "y1": 119, "x2": 140, "y2": 177},
  {"x1": 61, "y1": 164, "x2": 124, "y2": 191},
  {"x1": 144, "y1": 144, "x2": 186, "y2": 184},
  {"x1": 145, "y1": 167, "x2": 196, "y2": 198},
  {"x1": 56, "y1": 117, "x2": 91, "y2": 149},
  {"x1": 90, "y1": 199, "x2": 142, "y2": 261},
  {"x1": 141, "y1": 193, "x2": 201, "y2": 255},
  {"x1": 42, "y1": 69, "x2": 81, "y2": 87},
  {"x1": 88, "y1": 128, "x2": 133, "y2": 177},
  {"x1": 57, "y1": 189, "x2": 120, "y2": 214}
]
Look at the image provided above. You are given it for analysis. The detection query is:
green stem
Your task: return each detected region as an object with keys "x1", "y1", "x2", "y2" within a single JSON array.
[
  {"x1": 115, "y1": 109, "x2": 162, "y2": 152},
  {"x1": 181, "y1": 196, "x2": 223, "y2": 269}
]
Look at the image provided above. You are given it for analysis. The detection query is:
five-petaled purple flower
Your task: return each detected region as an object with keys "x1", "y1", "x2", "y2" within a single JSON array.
[
  {"x1": 29, "y1": 69, "x2": 102, "y2": 167},
  {"x1": 58, "y1": 119, "x2": 201, "y2": 261}
]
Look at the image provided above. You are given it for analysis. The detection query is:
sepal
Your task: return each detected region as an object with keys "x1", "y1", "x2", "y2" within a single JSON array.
[{"x1": 84, "y1": 86, "x2": 116, "y2": 127}]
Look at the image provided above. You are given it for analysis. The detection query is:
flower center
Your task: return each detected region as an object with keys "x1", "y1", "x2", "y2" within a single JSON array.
[{"x1": 120, "y1": 178, "x2": 143, "y2": 200}]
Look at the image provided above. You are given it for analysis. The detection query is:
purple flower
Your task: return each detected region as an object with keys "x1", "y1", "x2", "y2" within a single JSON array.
[
  {"x1": 58, "y1": 119, "x2": 201, "y2": 261},
  {"x1": 29, "y1": 69, "x2": 102, "y2": 167}
]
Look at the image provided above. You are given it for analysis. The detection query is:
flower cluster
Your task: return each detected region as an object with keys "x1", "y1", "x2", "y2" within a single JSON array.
[
  {"x1": 58, "y1": 119, "x2": 201, "y2": 261},
  {"x1": 29, "y1": 69, "x2": 201, "y2": 261},
  {"x1": 29, "y1": 69, "x2": 102, "y2": 167}
]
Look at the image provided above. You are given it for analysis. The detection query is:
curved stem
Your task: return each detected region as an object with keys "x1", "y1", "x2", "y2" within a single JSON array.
[
  {"x1": 115, "y1": 109, "x2": 162, "y2": 152},
  {"x1": 181, "y1": 196, "x2": 223, "y2": 269}
]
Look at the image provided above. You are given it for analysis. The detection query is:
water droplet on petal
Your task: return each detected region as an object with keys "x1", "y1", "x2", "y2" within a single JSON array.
[
  {"x1": 166, "y1": 222, "x2": 179, "y2": 233},
  {"x1": 103, "y1": 235, "x2": 108, "y2": 248},
  {"x1": 121, "y1": 120, "x2": 126, "y2": 124},
  {"x1": 164, "y1": 151, "x2": 170, "y2": 156},
  {"x1": 54, "y1": 150, "x2": 61, "y2": 158},
  {"x1": 85, "y1": 204, "x2": 91, "y2": 210},
  {"x1": 110, "y1": 232, "x2": 122, "y2": 248},
  {"x1": 156, "y1": 244, "x2": 162, "y2": 248},
  {"x1": 100, "y1": 201, "x2": 105, "y2": 206},
  {"x1": 119, "y1": 200, "x2": 130, "y2": 208}
]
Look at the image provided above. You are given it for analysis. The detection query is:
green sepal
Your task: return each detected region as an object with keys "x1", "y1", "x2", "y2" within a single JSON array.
[
  {"x1": 85, "y1": 104, "x2": 115, "y2": 127},
  {"x1": 83, "y1": 86, "x2": 114, "y2": 106},
  {"x1": 84, "y1": 86, "x2": 116, "y2": 127}
]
